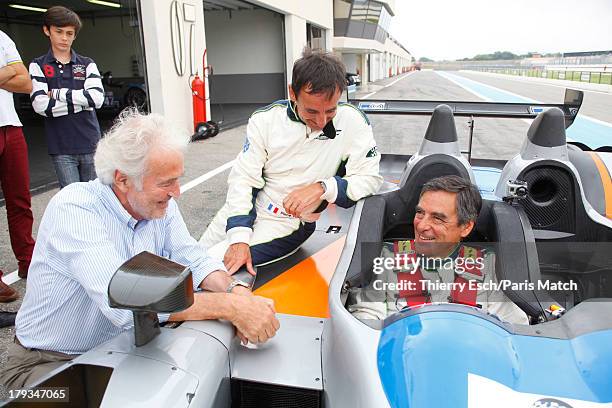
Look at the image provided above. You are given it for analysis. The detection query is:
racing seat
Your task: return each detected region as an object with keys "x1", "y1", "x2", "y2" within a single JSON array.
[
  {"x1": 390, "y1": 104, "x2": 472, "y2": 237},
  {"x1": 345, "y1": 196, "x2": 556, "y2": 322},
  {"x1": 469, "y1": 200, "x2": 558, "y2": 321},
  {"x1": 399, "y1": 104, "x2": 473, "y2": 189},
  {"x1": 345, "y1": 105, "x2": 472, "y2": 289}
]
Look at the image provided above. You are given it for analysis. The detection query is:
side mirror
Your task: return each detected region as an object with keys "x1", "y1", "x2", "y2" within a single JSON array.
[{"x1": 108, "y1": 252, "x2": 194, "y2": 347}]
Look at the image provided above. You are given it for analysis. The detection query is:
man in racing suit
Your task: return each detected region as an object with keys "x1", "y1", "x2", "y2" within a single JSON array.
[
  {"x1": 348, "y1": 176, "x2": 528, "y2": 325},
  {"x1": 200, "y1": 50, "x2": 383, "y2": 274}
]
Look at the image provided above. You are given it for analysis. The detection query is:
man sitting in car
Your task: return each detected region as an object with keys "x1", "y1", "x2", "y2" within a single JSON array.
[{"x1": 348, "y1": 175, "x2": 529, "y2": 325}]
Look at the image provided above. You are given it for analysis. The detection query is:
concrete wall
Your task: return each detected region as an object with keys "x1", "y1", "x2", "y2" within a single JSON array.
[
  {"x1": 253, "y1": 0, "x2": 333, "y2": 86},
  {"x1": 204, "y1": 3, "x2": 334, "y2": 102},
  {"x1": 140, "y1": 0, "x2": 207, "y2": 132},
  {"x1": 1, "y1": 15, "x2": 142, "y2": 78},
  {"x1": 204, "y1": 9, "x2": 284, "y2": 74},
  {"x1": 284, "y1": 14, "x2": 306, "y2": 87},
  {"x1": 204, "y1": 8, "x2": 285, "y2": 104}
]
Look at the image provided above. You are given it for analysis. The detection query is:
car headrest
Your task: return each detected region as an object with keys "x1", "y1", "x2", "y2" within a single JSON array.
[
  {"x1": 526, "y1": 107, "x2": 566, "y2": 148},
  {"x1": 423, "y1": 104, "x2": 458, "y2": 144},
  {"x1": 391, "y1": 155, "x2": 471, "y2": 231}
]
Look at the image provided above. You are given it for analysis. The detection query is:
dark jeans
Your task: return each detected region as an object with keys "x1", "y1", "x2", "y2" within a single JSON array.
[
  {"x1": 0, "y1": 126, "x2": 35, "y2": 269},
  {"x1": 50, "y1": 153, "x2": 96, "y2": 188}
]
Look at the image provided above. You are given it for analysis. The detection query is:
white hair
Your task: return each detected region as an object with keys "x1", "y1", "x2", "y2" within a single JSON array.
[{"x1": 94, "y1": 108, "x2": 190, "y2": 188}]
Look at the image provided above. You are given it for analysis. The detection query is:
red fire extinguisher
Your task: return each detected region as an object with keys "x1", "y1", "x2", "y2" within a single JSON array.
[
  {"x1": 191, "y1": 49, "x2": 219, "y2": 141},
  {"x1": 192, "y1": 73, "x2": 206, "y2": 129}
]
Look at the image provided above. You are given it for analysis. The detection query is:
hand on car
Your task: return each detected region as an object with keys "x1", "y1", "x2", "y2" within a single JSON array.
[
  {"x1": 231, "y1": 295, "x2": 279, "y2": 344},
  {"x1": 224, "y1": 242, "x2": 256, "y2": 276},
  {"x1": 283, "y1": 182, "x2": 325, "y2": 219}
]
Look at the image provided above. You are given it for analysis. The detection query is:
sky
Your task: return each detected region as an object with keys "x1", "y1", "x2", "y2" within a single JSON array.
[{"x1": 388, "y1": 0, "x2": 612, "y2": 61}]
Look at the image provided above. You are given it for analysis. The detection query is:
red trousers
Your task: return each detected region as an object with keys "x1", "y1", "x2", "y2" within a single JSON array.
[{"x1": 0, "y1": 126, "x2": 35, "y2": 270}]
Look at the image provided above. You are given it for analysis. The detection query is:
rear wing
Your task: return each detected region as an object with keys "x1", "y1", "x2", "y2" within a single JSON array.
[{"x1": 349, "y1": 88, "x2": 583, "y2": 129}]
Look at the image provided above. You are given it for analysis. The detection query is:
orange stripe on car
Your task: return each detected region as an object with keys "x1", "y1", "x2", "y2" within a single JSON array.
[
  {"x1": 254, "y1": 236, "x2": 347, "y2": 318},
  {"x1": 588, "y1": 152, "x2": 612, "y2": 219}
]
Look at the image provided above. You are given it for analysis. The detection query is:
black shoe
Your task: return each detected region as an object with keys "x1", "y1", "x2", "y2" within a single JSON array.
[{"x1": 0, "y1": 311, "x2": 17, "y2": 328}]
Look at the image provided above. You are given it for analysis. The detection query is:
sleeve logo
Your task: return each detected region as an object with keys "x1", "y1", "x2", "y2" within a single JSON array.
[{"x1": 366, "y1": 146, "x2": 378, "y2": 158}]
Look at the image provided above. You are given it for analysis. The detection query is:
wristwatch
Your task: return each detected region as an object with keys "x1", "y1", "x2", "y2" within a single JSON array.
[{"x1": 226, "y1": 279, "x2": 250, "y2": 293}]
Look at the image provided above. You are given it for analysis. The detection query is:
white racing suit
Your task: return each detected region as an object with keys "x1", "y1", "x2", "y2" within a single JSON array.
[
  {"x1": 200, "y1": 100, "x2": 383, "y2": 264},
  {"x1": 348, "y1": 240, "x2": 529, "y2": 325}
]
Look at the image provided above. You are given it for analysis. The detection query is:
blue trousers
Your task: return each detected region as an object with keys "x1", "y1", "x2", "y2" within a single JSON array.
[{"x1": 50, "y1": 153, "x2": 96, "y2": 188}]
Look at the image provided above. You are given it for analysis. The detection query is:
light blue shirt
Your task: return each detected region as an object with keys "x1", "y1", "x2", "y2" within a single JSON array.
[{"x1": 16, "y1": 179, "x2": 225, "y2": 354}]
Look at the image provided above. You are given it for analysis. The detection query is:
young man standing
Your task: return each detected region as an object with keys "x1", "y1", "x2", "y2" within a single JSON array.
[
  {"x1": 0, "y1": 29, "x2": 35, "y2": 303},
  {"x1": 30, "y1": 6, "x2": 104, "y2": 188}
]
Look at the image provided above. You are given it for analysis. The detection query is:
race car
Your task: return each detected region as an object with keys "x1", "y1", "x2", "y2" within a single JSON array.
[{"x1": 2, "y1": 89, "x2": 611, "y2": 408}]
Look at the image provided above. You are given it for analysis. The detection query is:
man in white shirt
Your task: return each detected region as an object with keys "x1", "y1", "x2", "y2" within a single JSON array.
[
  {"x1": 200, "y1": 49, "x2": 383, "y2": 274},
  {"x1": 1, "y1": 109, "x2": 280, "y2": 389},
  {"x1": 0, "y1": 29, "x2": 35, "y2": 304}
]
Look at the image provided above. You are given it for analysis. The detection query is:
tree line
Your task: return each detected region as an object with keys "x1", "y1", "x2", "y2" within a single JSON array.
[{"x1": 418, "y1": 51, "x2": 562, "y2": 62}]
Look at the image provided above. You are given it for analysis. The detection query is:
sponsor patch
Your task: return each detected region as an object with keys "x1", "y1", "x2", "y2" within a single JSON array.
[
  {"x1": 72, "y1": 64, "x2": 86, "y2": 80},
  {"x1": 358, "y1": 102, "x2": 385, "y2": 110},
  {"x1": 366, "y1": 146, "x2": 378, "y2": 158},
  {"x1": 266, "y1": 202, "x2": 292, "y2": 218},
  {"x1": 242, "y1": 137, "x2": 250, "y2": 152},
  {"x1": 529, "y1": 106, "x2": 554, "y2": 115}
]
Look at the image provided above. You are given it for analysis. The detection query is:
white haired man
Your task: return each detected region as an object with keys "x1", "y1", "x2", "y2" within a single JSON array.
[{"x1": 0, "y1": 109, "x2": 279, "y2": 390}]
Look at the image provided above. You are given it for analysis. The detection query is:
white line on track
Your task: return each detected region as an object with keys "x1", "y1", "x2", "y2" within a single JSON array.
[
  {"x1": 180, "y1": 160, "x2": 234, "y2": 194},
  {"x1": 362, "y1": 71, "x2": 416, "y2": 99},
  {"x1": 384, "y1": 71, "x2": 416, "y2": 88},
  {"x1": 4, "y1": 271, "x2": 20, "y2": 285},
  {"x1": 4, "y1": 159, "x2": 236, "y2": 286},
  {"x1": 435, "y1": 71, "x2": 492, "y2": 102}
]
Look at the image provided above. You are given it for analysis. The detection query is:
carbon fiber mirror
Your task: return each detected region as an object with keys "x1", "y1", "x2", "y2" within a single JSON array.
[{"x1": 108, "y1": 251, "x2": 194, "y2": 346}]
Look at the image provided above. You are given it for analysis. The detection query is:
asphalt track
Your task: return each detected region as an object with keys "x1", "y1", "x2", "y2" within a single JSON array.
[{"x1": 1, "y1": 70, "x2": 611, "y2": 377}]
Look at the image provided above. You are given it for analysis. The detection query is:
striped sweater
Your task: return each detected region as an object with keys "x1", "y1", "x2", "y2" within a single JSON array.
[{"x1": 29, "y1": 49, "x2": 104, "y2": 154}]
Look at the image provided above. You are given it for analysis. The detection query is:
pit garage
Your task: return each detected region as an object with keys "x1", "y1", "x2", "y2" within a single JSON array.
[
  {"x1": 203, "y1": 0, "x2": 286, "y2": 127},
  {"x1": 0, "y1": 0, "x2": 146, "y2": 191}
]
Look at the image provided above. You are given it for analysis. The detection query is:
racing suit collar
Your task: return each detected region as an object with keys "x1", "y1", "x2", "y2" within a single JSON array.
[
  {"x1": 288, "y1": 100, "x2": 337, "y2": 140},
  {"x1": 287, "y1": 100, "x2": 306, "y2": 125}
]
